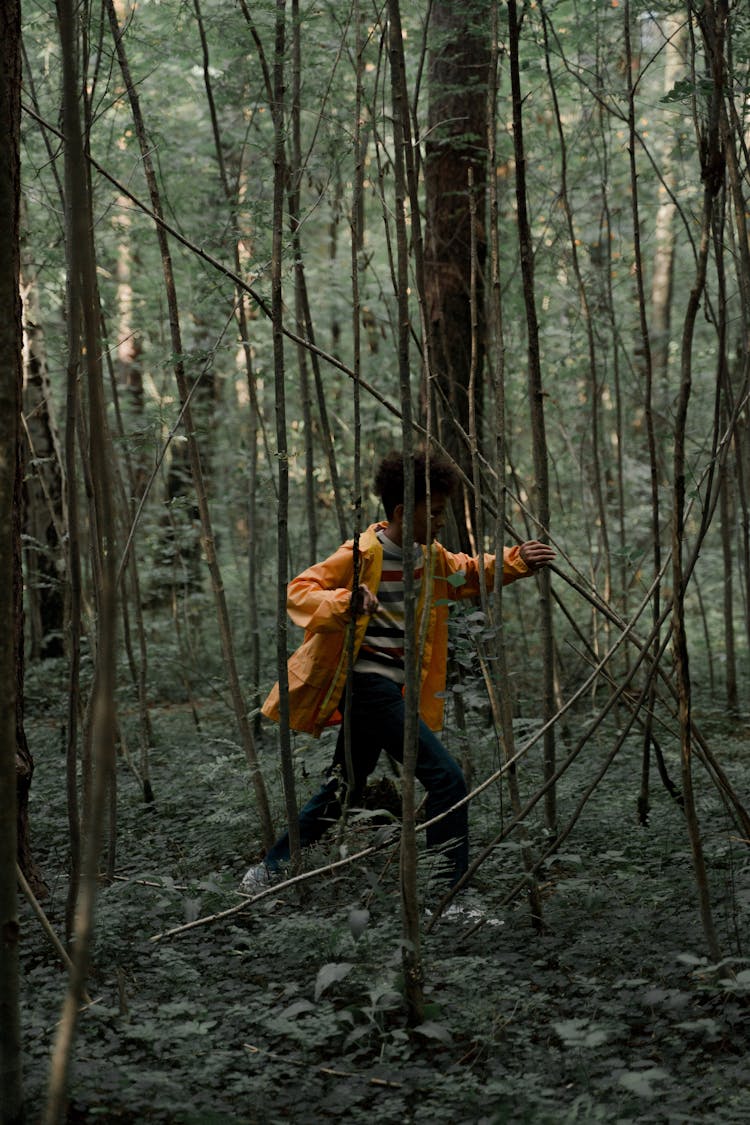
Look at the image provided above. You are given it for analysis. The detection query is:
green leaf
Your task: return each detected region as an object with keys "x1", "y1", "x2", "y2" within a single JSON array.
[
  {"x1": 446, "y1": 571, "x2": 467, "y2": 588},
  {"x1": 618, "y1": 1069, "x2": 669, "y2": 1098},
  {"x1": 314, "y1": 962, "x2": 354, "y2": 1001},
  {"x1": 414, "y1": 1020, "x2": 453, "y2": 1043},
  {"x1": 348, "y1": 908, "x2": 370, "y2": 940},
  {"x1": 280, "y1": 999, "x2": 316, "y2": 1020}
]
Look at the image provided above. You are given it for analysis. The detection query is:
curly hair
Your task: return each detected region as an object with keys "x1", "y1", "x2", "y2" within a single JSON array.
[{"x1": 374, "y1": 450, "x2": 458, "y2": 518}]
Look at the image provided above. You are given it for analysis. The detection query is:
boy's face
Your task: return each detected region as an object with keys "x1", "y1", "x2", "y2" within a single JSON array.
[{"x1": 390, "y1": 492, "x2": 450, "y2": 545}]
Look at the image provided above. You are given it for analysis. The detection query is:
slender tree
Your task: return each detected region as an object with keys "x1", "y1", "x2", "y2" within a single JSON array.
[
  {"x1": 670, "y1": 0, "x2": 726, "y2": 965},
  {"x1": 44, "y1": 0, "x2": 119, "y2": 1112},
  {"x1": 105, "y1": 0, "x2": 274, "y2": 849},
  {"x1": 507, "y1": 0, "x2": 556, "y2": 832},
  {"x1": 389, "y1": 0, "x2": 423, "y2": 1027},
  {"x1": 20, "y1": 214, "x2": 65, "y2": 665},
  {"x1": 270, "y1": 0, "x2": 301, "y2": 871},
  {"x1": 484, "y1": 12, "x2": 544, "y2": 931},
  {"x1": 0, "y1": 0, "x2": 25, "y2": 1117},
  {"x1": 424, "y1": 0, "x2": 492, "y2": 545}
]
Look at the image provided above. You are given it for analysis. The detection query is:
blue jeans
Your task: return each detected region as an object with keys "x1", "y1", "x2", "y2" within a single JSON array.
[{"x1": 264, "y1": 672, "x2": 468, "y2": 885}]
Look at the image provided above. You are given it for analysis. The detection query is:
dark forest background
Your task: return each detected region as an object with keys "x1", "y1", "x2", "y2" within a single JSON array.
[{"x1": 2, "y1": 1, "x2": 749, "y2": 1121}]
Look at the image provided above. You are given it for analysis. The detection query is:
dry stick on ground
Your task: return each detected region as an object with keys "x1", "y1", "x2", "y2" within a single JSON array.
[
  {"x1": 244, "y1": 1043, "x2": 403, "y2": 1088},
  {"x1": 150, "y1": 843, "x2": 388, "y2": 942},
  {"x1": 104, "y1": 0, "x2": 274, "y2": 850}
]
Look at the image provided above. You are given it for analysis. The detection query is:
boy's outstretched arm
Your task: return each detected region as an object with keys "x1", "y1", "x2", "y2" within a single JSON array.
[{"x1": 518, "y1": 540, "x2": 556, "y2": 572}]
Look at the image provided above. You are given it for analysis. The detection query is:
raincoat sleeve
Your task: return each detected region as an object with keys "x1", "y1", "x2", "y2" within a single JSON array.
[
  {"x1": 438, "y1": 543, "x2": 530, "y2": 596},
  {"x1": 286, "y1": 541, "x2": 357, "y2": 634}
]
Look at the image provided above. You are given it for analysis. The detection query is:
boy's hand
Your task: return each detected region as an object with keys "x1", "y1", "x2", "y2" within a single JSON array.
[
  {"x1": 351, "y1": 583, "x2": 380, "y2": 616},
  {"x1": 519, "y1": 540, "x2": 556, "y2": 571}
]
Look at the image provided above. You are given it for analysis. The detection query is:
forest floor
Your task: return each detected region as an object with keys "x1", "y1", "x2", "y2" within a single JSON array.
[{"x1": 18, "y1": 678, "x2": 750, "y2": 1124}]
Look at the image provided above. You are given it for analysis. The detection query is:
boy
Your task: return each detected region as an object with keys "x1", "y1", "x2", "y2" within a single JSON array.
[{"x1": 242, "y1": 450, "x2": 554, "y2": 891}]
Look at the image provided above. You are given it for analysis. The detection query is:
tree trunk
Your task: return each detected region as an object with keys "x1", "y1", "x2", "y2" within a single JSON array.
[
  {"x1": 112, "y1": 199, "x2": 148, "y2": 497},
  {"x1": 424, "y1": 0, "x2": 491, "y2": 543},
  {"x1": 650, "y1": 16, "x2": 686, "y2": 384},
  {"x1": 486, "y1": 11, "x2": 543, "y2": 931},
  {"x1": 44, "y1": 0, "x2": 120, "y2": 1111},
  {"x1": 106, "y1": 0, "x2": 274, "y2": 849},
  {"x1": 0, "y1": 0, "x2": 26, "y2": 1115},
  {"x1": 507, "y1": 0, "x2": 556, "y2": 833},
  {"x1": 390, "y1": 0, "x2": 424, "y2": 1028},
  {"x1": 670, "y1": 0, "x2": 724, "y2": 964},
  {"x1": 270, "y1": 0, "x2": 301, "y2": 870},
  {"x1": 20, "y1": 210, "x2": 65, "y2": 663}
]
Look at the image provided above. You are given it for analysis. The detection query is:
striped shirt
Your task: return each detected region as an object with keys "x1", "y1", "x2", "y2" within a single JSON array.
[{"x1": 353, "y1": 528, "x2": 424, "y2": 683}]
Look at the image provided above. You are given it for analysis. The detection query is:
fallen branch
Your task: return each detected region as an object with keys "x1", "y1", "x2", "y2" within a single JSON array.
[{"x1": 244, "y1": 1043, "x2": 403, "y2": 1088}]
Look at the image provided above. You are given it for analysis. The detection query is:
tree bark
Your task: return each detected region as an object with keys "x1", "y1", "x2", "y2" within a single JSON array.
[
  {"x1": 507, "y1": 0, "x2": 556, "y2": 833},
  {"x1": 20, "y1": 209, "x2": 66, "y2": 663},
  {"x1": 270, "y1": 0, "x2": 301, "y2": 870},
  {"x1": 670, "y1": 0, "x2": 725, "y2": 963},
  {"x1": 389, "y1": 0, "x2": 424, "y2": 1028},
  {"x1": 424, "y1": 0, "x2": 491, "y2": 542},
  {"x1": 45, "y1": 0, "x2": 120, "y2": 1111},
  {"x1": 0, "y1": 0, "x2": 26, "y2": 1115},
  {"x1": 106, "y1": 0, "x2": 274, "y2": 849}
]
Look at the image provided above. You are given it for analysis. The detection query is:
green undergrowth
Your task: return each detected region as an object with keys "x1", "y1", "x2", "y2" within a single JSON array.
[{"x1": 19, "y1": 687, "x2": 750, "y2": 1124}]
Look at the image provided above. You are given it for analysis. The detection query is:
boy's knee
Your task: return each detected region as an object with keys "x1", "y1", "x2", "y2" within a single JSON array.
[{"x1": 442, "y1": 760, "x2": 467, "y2": 801}]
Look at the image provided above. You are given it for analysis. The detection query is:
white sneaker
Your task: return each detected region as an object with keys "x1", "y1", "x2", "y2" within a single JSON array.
[
  {"x1": 239, "y1": 863, "x2": 273, "y2": 893},
  {"x1": 425, "y1": 901, "x2": 504, "y2": 927}
]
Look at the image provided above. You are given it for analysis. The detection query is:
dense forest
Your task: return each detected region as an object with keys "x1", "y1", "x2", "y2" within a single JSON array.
[{"x1": 2, "y1": 0, "x2": 750, "y2": 1121}]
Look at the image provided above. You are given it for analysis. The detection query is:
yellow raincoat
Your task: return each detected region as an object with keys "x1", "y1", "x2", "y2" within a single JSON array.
[{"x1": 261, "y1": 523, "x2": 531, "y2": 736}]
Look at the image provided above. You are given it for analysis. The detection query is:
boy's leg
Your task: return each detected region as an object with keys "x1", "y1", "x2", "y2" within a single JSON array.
[
  {"x1": 262, "y1": 698, "x2": 383, "y2": 872},
  {"x1": 262, "y1": 776, "x2": 342, "y2": 871},
  {"x1": 346, "y1": 673, "x2": 468, "y2": 886},
  {"x1": 412, "y1": 719, "x2": 468, "y2": 885}
]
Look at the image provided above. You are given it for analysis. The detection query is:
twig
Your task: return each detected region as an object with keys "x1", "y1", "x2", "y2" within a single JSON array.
[
  {"x1": 150, "y1": 843, "x2": 387, "y2": 942},
  {"x1": 244, "y1": 1043, "x2": 403, "y2": 1088},
  {"x1": 17, "y1": 863, "x2": 92, "y2": 1005}
]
